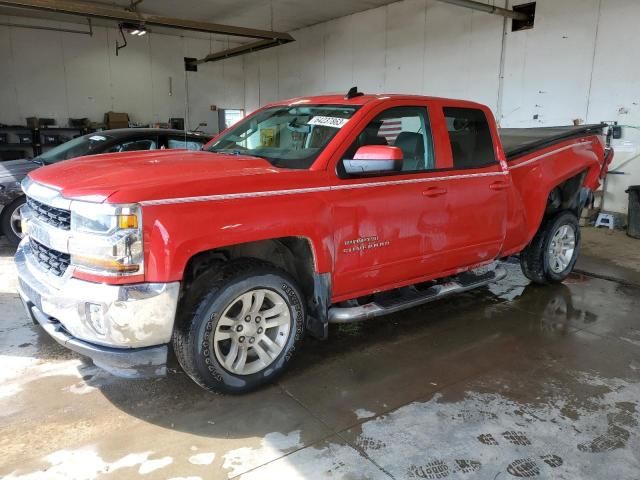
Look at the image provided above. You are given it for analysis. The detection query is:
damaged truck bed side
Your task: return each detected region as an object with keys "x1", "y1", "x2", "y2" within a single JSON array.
[{"x1": 16, "y1": 92, "x2": 613, "y2": 393}]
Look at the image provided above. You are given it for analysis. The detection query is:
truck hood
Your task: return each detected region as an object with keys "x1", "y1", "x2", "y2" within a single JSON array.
[
  {"x1": 0, "y1": 158, "x2": 38, "y2": 184},
  {"x1": 27, "y1": 150, "x2": 291, "y2": 204}
]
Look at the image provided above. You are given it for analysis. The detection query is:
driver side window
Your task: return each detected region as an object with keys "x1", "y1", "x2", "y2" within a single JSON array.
[{"x1": 342, "y1": 106, "x2": 435, "y2": 173}]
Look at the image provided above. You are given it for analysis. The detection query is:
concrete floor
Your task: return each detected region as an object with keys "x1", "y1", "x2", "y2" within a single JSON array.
[
  {"x1": 1, "y1": 228, "x2": 639, "y2": 479},
  {"x1": 578, "y1": 227, "x2": 640, "y2": 286}
]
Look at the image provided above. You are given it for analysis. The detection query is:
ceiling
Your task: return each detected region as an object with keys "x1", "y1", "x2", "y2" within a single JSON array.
[
  {"x1": 108, "y1": 0, "x2": 398, "y2": 32},
  {"x1": 0, "y1": 0, "x2": 400, "y2": 34}
]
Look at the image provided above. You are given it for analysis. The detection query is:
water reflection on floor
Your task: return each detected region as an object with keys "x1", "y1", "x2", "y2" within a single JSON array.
[{"x1": 1, "y1": 246, "x2": 639, "y2": 479}]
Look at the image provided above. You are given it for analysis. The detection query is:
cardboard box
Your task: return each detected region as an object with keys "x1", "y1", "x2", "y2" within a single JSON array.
[
  {"x1": 69, "y1": 117, "x2": 90, "y2": 128},
  {"x1": 104, "y1": 111, "x2": 130, "y2": 130}
]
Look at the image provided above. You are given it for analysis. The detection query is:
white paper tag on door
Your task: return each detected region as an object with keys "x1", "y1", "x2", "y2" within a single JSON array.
[{"x1": 307, "y1": 116, "x2": 350, "y2": 128}]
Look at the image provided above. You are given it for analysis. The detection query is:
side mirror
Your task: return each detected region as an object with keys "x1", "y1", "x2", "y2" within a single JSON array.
[{"x1": 343, "y1": 145, "x2": 403, "y2": 175}]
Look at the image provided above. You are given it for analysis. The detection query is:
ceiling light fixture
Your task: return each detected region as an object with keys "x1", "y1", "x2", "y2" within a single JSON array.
[
  {"x1": 120, "y1": 22, "x2": 148, "y2": 36},
  {"x1": 116, "y1": 22, "x2": 148, "y2": 55}
]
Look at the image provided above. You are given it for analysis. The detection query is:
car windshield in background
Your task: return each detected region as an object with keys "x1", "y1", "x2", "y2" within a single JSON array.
[
  {"x1": 37, "y1": 134, "x2": 113, "y2": 164},
  {"x1": 206, "y1": 105, "x2": 359, "y2": 169}
]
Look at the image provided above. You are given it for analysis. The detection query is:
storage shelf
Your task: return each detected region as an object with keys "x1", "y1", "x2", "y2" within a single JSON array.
[{"x1": 0, "y1": 125, "x2": 90, "y2": 159}]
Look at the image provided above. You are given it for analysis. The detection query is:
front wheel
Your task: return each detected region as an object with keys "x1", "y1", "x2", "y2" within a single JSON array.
[
  {"x1": 173, "y1": 260, "x2": 305, "y2": 394},
  {"x1": 1, "y1": 196, "x2": 26, "y2": 247},
  {"x1": 520, "y1": 211, "x2": 580, "y2": 284}
]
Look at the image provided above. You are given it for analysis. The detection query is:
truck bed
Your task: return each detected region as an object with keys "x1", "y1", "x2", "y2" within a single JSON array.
[{"x1": 499, "y1": 124, "x2": 606, "y2": 161}]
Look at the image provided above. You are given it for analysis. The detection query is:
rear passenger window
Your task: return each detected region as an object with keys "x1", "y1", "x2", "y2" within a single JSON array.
[{"x1": 444, "y1": 107, "x2": 496, "y2": 169}]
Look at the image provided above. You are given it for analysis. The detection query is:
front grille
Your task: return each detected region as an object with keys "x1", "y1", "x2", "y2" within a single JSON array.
[
  {"x1": 29, "y1": 238, "x2": 70, "y2": 277},
  {"x1": 27, "y1": 197, "x2": 71, "y2": 230}
]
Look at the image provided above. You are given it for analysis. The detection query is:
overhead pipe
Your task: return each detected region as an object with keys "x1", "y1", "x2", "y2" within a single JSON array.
[
  {"x1": 436, "y1": 0, "x2": 529, "y2": 21},
  {"x1": 0, "y1": 0, "x2": 294, "y2": 62},
  {"x1": 0, "y1": 0, "x2": 294, "y2": 41},
  {"x1": 197, "y1": 38, "x2": 289, "y2": 64},
  {"x1": 0, "y1": 17, "x2": 92, "y2": 35}
]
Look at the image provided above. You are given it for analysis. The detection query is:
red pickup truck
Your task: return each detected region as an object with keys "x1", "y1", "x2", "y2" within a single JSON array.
[{"x1": 16, "y1": 90, "x2": 613, "y2": 393}]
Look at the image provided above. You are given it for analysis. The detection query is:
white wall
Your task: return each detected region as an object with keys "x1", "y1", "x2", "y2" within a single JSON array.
[
  {"x1": 2, "y1": 2, "x2": 640, "y2": 214},
  {"x1": 242, "y1": 0, "x2": 504, "y2": 112},
  {"x1": 0, "y1": 16, "x2": 246, "y2": 134},
  {"x1": 242, "y1": 0, "x2": 640, "y2": 215}
]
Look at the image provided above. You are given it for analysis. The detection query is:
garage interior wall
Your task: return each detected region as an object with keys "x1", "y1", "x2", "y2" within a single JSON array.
[
  {"x1": 242, "y1": 0, "x2": 640, "y2": 215},
  {"x1": 1, "y1": 1, "x2": 639, "y2": 214},
  {"x1": 0, "y1": 15, "x2": 245, "y2": 134}
]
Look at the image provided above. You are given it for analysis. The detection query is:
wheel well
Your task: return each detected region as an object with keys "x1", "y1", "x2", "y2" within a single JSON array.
[
  {"x1": 183, "y1": 237, "x2": 314, "y2": 294},
  {"x1": 181, "y1": 237, "x2": 330, "y2": 339},
  {"x1": 545, "y1": 170, "x2": 590, "y2": 217}
]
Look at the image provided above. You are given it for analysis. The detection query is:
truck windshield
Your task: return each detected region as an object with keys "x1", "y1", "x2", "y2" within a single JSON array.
[
  {"x1": 37, "y1": 134, "x2": 113, "y2": 164},
  {"x1": 206, "y1": 105, "x2": 358, "y2": 169}
]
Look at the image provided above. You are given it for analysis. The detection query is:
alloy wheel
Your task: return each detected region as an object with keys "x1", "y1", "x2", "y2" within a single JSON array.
[
  {"x1": 548, "y1": 224, "x2": 576, "y2": 273},
  {"x1": 10, "y1": 204, "x2": 23, "y2": 239},
  {"x1": 212, "y1": 288, "x2": 291, "y2": 375}
]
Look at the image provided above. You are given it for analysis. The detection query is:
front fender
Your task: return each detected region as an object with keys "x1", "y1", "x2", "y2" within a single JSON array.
[{"x1": 142, "y1": 193, "x2": 334, "y2": 283}]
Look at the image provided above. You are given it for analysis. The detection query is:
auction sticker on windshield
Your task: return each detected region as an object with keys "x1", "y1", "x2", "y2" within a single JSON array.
[{"x1": 308, "y1": 116, "x2": 350, "y2": 128}]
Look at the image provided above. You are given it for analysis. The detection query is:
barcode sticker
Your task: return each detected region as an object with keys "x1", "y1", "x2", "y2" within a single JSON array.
[{"x1": 308, "y1": 116, "x2": 350, "y2": 128}]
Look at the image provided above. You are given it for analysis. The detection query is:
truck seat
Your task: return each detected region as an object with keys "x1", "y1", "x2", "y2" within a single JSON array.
[{"x1": 395, "y1": 132, "x2": 425, "y2": 171}]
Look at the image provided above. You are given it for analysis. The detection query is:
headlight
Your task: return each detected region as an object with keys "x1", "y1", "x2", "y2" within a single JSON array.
[{"x1": 69, "y1": 201, "x2": 143, "y2": 276}]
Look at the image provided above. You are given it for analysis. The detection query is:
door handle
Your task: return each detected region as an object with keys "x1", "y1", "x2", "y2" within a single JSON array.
[
  {"x1": 422, "y1": 186, "x2": 448, "y2": 197},
  {"x1": 489, "y1": 181, "x2": 509, "y2": 191}
]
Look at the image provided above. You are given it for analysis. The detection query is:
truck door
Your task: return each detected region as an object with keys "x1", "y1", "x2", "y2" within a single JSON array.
[
  {"x1": 331, "y1": 105, "x2": 450, "y2": 300},
  {"x1": 433, "y1": 106, "x2": 509, "y2": 271}
]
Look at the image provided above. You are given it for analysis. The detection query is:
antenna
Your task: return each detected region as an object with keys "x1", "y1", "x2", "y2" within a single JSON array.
[{"x1": 345, "y1": 86, "x2": 364, "y2": 100}]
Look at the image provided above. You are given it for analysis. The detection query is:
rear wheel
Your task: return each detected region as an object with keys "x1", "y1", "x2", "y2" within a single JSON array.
[
  {"x1": 1, "y1": 196, "x2": 26, "y2": 247},
  {"x1": 173, "y1": 259, "x2": 305, "y2": 394},
  {"x1": 520, "y1": 211, "x2": 580, "y2": 284}
]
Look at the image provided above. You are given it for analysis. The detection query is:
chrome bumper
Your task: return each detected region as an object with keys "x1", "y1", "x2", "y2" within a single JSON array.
[
  {"x1": 15, "y1": 240, "x2": 180, "y2": 377},
  {"x1": 25, "y1": 303, "x2": 169, "y2": 377}
]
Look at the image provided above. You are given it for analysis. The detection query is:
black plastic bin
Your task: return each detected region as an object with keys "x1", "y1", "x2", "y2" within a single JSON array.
[{"x1": 627, "y1": 185, "x2": 640, "y2": 239}]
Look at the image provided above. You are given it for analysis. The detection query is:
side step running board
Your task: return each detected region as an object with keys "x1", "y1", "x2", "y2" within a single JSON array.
[{"x1": 328, "y1": 266, "x2": 507, "y2": 324}]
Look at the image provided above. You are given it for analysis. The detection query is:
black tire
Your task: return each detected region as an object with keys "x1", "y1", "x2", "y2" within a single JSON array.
[
  {"x1": 1, "y1": 196, "x2": 26, "y2": 247},
  {"x1": 520, "y1": 211, "x2": 581, "y2": 285},
  {"x1": 173, "y1": 259, "x2": 305, "y2": 394}
]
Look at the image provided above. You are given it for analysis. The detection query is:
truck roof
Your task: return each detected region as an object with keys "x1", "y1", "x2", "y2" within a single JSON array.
[{"x1": 267, "y1": 93, "x2": 486, "y2": 108}]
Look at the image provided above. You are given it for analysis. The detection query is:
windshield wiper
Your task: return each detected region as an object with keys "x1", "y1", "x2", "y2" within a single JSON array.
[
  {"x1": 29, "y1": 157, "x2": 44, "y2": 166},
  {"x1": 208, "y1": 149, "x2": 240, "y2": 155},
  {"x1": 209, "y1": 149, "x2": 272, "y2": 163}
]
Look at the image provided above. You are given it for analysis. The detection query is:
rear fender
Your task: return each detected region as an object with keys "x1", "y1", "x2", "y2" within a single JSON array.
[{"x1": 531, "y1": 170, "x2": 588, "y2": 242}]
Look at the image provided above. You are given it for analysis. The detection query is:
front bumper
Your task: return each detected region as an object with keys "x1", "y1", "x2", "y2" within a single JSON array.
[
  {"x1": 24, "y1": 303, "x2": 169, "y2": 377},
  {"x1": 15, "y1": 240, "x2": 180, "y2": 377}
]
